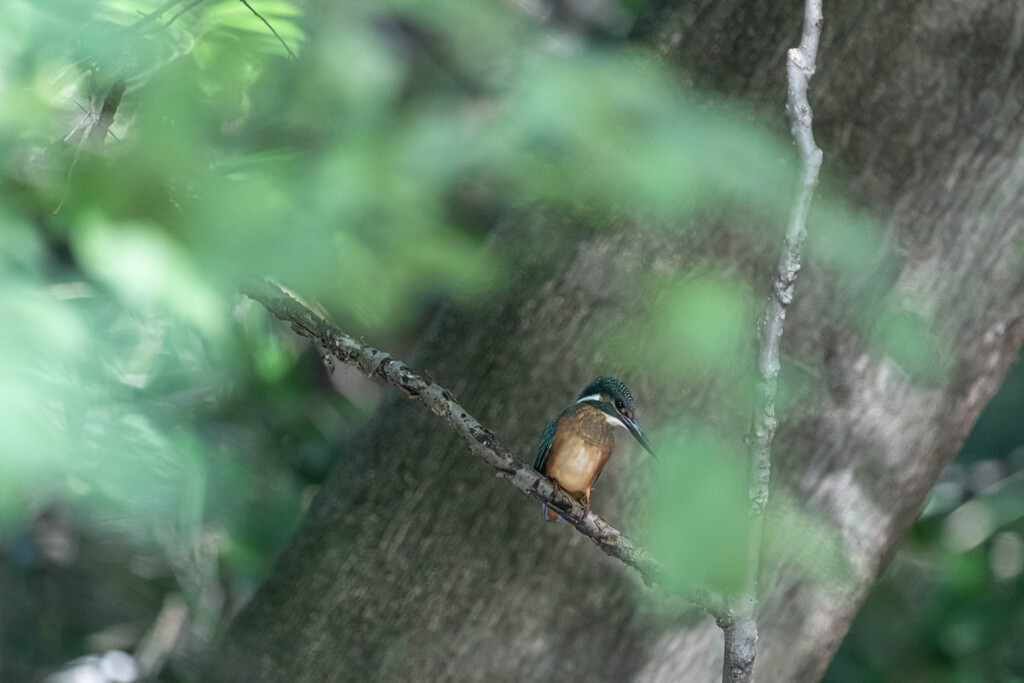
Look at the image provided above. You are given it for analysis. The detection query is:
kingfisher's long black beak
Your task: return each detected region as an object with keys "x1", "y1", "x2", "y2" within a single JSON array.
[{"x1": 622, "y1": 417, "x2": 657, "y2": 460}]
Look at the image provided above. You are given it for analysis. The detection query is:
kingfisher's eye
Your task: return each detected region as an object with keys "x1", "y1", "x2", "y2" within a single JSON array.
[{"x1": 615, "y1": 399, "x2": 624, "y2": 411}]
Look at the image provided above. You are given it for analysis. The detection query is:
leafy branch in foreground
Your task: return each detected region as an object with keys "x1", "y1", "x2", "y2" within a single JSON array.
[{"x1": 242, "y1": 278, "x2": 726, "y2": 619}]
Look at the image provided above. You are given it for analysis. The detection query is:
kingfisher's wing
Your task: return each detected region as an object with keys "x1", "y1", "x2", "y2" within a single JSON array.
[{"x1": 534, "y1": 417, "x2": 559, "y2": 472}]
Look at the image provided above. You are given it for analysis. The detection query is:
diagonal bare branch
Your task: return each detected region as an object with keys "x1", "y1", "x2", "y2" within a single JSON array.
[{"x1": 242, "y1": 278, "x2": 726, "y2": 620}]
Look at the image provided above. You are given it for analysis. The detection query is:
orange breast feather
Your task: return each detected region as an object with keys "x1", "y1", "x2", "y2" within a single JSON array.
[{"x1": 544, "y1": 405, "x2": 614, "y2": 499}]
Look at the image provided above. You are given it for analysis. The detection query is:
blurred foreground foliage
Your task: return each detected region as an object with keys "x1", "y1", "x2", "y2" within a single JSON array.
[{"x1": 0, "y1": 0, "x2": 967, "y2": 679}]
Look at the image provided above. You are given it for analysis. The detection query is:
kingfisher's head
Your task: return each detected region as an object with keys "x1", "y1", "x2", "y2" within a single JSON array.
[{"x1": 577, "y1": 377, "x2": 656, "y2": 458}]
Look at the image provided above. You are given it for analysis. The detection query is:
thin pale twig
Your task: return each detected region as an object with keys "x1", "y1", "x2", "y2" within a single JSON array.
[{"x1": 721, "y1": 1, "x2": 824, "y2": 682}]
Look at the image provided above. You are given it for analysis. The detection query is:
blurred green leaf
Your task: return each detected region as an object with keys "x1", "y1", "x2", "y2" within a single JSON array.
[
  {"x1": 763, "y1": 489, "x2": 850, "y2": 584},
  {"x1": 73, "y1": 217, "x2": 227, "y2": 337},
  {"x1": 602, "y1": 271, "x2": 757, "y2": 389},
  {"x1": 870, "y1": 304, "x2": 944, "y2": 384},
  {"x1": 646, "y1": 425, "x2": 749, "y2": 594},
  {"x1": 805, "y1": 196, "x2": 883, "y2": 271},
  {"x1": 488, "y1": 51, "x2": 796, "y2": 222},
  {"x1": 656, "y1": 274, "x2": 754, "y2": 375}
]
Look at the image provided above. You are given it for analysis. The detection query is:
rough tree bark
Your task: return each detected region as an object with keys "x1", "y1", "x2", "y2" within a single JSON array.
[{"x1": 219, "y1": 1, "x2": 1024, "y2": 681}]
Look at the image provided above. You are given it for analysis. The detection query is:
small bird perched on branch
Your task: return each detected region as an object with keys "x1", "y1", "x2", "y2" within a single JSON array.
[{"x1": 534, "y1": 377, "x2": 656, "y2": 521}]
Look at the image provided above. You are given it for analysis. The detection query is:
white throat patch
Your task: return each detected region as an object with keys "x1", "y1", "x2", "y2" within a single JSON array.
[{"x1": 603, "y1": 412, "x2": 627, "y2": 429}]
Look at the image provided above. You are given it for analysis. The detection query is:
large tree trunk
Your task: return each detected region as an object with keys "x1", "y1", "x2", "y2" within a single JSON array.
[{"x1": 220, "y1": 1, "x2": 1024, "y2": 680}]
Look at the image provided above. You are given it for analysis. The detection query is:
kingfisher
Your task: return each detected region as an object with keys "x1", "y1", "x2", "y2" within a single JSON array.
[{"x1": 534, "y1": 377, "x2": 656, "y2": 522}]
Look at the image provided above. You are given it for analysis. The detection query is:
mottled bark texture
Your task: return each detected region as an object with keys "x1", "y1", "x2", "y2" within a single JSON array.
[{"x1": 219, "y1": 1, "x2": 1024, "y2": 681}]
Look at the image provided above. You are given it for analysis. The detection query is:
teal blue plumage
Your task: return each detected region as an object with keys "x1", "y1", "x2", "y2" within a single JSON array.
[
  {"x1": 535, "y1": 409, "x2": 573, "y2": 522},
  {"x1": 535, "y1": 416, "x2": 559, "y2": 472}
]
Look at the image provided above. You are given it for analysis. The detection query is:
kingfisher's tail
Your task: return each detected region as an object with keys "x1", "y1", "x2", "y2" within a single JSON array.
[{"x1": 541, "y1": 503, "x2": 564, "y2": 523}]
